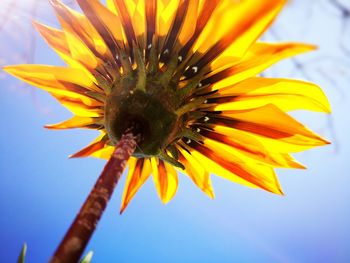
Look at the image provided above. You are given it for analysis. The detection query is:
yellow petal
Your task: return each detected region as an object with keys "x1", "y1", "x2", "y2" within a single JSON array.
[
  {"x1": 210, "y1": 0, "x2": 286, "y2": 66},
  {"x1": 49, "y1": 92, "x2": 103, "y2": 117},
  {"x1": 199, "y1": 127, "x2": 305, "y2": 169},
  {"x1": 177, "y1": 146, "x2": 215, "y2": 198},
  {"x1": 33, "y1": 21, "x2": 69, "y2": 57},
  {"x1": 44, "y1": 116, "x2": 102, "y2": 130},
  {"x1": 214, "y1": 104, "x2": 329, "y2": 147},
  {"x1": 212, "y1": 77, "x2": 331, "y2": 113},
  {"x1": 90, "y1": 145, "x2": 114, "y2": 159},
  {"x1": 3, "y1": 64, "x2": 101, "y2": 95},
  {"x1": 64, "y1": 30, "x2": 101, "y2": 70},
  {"x1": 76, "y1": 0, "x2": 125, "y2": 54},
  {"x1": 160, "y1": 0, "x2": 198, "y2": 55},
  {"x1": 106, "y1": 0, "x2": 118, "y2": 14},
  {"x1": 175, "y1": 0, "x2": 199, "y2": 49},
  {"x1": 181, "y1": 142, "x2": 283, "y2": 195},
  {"x1": 144, "y1": 0, "x2": 157, "y2": 49},
  {"x1": 51, "y1": 0, "x2": 110, "y2": 58},
  {"x1": 151, "y1": 158, "x2": 178, "y2": 203},
  {"x1": 33, "y1": 21, "x2": 100, "y2": 75},
  {"x1": 131, "y1": 0, "x2": 147, "y2": 47},
  {"x1": 157, "y1": 0, "x2": 180, "y2": 48},
  {"x1": 120, "y1": 158, "x2": 152, "y2": 213},
  {"x1": 191, "y1": 0, "x2": 286, "y2": 69},
  {"x1": 205, "y1": 42, "x2": 316, "y2": 88},
  {"x1": 111, "y1": 0, "x2": 138, "y2": 48},
  {"x1": 70, "y1": 133, "x2": 107, "y2": 158},
  {"x1": 4, "y1": 64, "x2": 103, "y2": 117},
  {"x1": 212, "y1": 124, "x2": 321, "y2": 154}
]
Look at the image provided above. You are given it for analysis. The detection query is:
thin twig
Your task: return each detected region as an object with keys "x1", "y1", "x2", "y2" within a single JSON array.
[
  {"x1": 50, "y1": 132, "x2": 138, "y2": 263},
  {"x1": 0, "y1": 2, "x2": 17, "y2": 32}
]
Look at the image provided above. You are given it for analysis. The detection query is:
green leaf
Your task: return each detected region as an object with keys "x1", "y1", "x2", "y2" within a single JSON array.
[
  {"x1": 17, "y1": 243, "x2": 27, "y2": 263},
  {"x1": 79, "y1": 251, "x2": 93, "y2": 263}
]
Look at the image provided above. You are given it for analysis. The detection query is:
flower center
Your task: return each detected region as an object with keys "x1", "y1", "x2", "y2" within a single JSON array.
[
  {"x1": 105, "y1": 73, "x2": 180, "y2": 158},
  {"x1": 102, "y1": 44, "x2": 205, "y2": 168}
]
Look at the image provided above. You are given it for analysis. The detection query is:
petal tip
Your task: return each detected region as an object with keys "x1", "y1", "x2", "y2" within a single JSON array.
[
  {"x1": 277, "y1": 188, "x2": 285, "y2": 196},
  {"x1": 2, "y1": 65, "x2": 13, "y2": 74},
  {"x1": 309, "y1": 44, "x2": 318, "y2": 50},
  {"x1": 204, "y1": 187, "x2": 215, "y2": 199},
  {"x1": 160, "y1": 197, "x2": 172, "y2": 205},
  {"x1": 320, "y1": 137, "x2": 331, "y2": 145},
  {"x1": 208, "y1": 192, "x2": 215, "y2": 199},
  {"x1": 49, "y1": 0, "x2": 59, "y2": 6},
  {"x1": 68, "y1": 154, "x2": 78, "y2": 159},
  {"x1": 291, "y1": 160, "x2": 307, "y2": 170},
  {"x1": 119, "y1": 200, "x2": 129, "y2": 215},
  {"x1": 119, "y1": 202, "x2": 129, "y2": 215},
  {"x1": 31, "y1": 20, "x2": 42, "y2": 29},
  {"x1": 299, "y1": 43, "x2": 318, "y2": 52},
  {"x1": 44, "y1": 124, "x2": 54, "y2": 130}
]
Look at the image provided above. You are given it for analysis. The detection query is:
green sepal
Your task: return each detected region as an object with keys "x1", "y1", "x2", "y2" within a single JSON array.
[
  {"x1": 17, "y1": 243, "x2": 27, "y2": 263},
  {"x1": 159, "y1": 150, "x2": 185, "y2": 170},
  {"x1": 133, "y1": 44, "x2": 146, "y2": 92},
  {"x1": 166, "y1": 144, "x2": 179, "y2": 161},
  {"x1": 176, "y1": 73, "x2": 203, "y2": 98},
  {"x1": 148, "y1": 36, "x2": 159, "y2": 75},
  {"x1": 176, "y1": 97, "x2": 207, "y2": 116},
  {"x1": 119, "y1": 49, "x2": 133, "y2": 74},
  {"x1": 85, "y1": 91, "x2": 106, "y2": 102},
  {"x1": 176, "y1": 128, "x2": 203, "y2": 143},
  {"x1": 93, "y1": 73, "x2": 112, "y2": 95},
  {"x1": 79, "y1": 251, "x2": 94, "y2": 263},
  {"x1": 159, "y1": 54, "x2": 178, "y2": 87}
]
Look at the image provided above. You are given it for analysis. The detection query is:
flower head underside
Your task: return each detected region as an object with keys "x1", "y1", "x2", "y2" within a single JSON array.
[{"x1": 4, "y1": 0, "x2": 331, "y2": 213}]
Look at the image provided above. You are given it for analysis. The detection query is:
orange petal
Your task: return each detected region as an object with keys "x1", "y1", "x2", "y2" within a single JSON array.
[
  {"x1": 44, "y1": 116, "x2": 102, "y2": 130},
  {"x1": 177, "y1": 146, "x2": 215, "y2": 198},
  {"x1": 199, "y1": 127, "x2": 305, "y2": 169},
  {"x1": 210, "y1": 123, "x2": 321, "y2": 154},
  {"x1": 204, "y1": 42, "x2": 316, "y2": 88},
  {"x1": 51, "y1": 0, "x2": 109, "y2": 55},
  {"x1": 108, "y1": 0, "x2": 149, "y2": 43},
  {"x1": 178, "y1": 0, "x2": 220, "y2": 60},
  {"x1": 76, "y1": 0, "x2": 125, "y2": 57},
  {"x1": 188, "y1": 0, "x2": 286, "y2": 72},
  {"x1": 210, "y1": 104, "x2": 329, "y2": 147},
  {"x1": 181, "y1": 142, "x2": 283, "y2": 195},
  {"x1": 33, "y1": 21, "x2": 69, "y2": 57},
  {"x1": 33, "y1": 21, "x2": 98, "y2": 75},
  {"x1": 145, "y1": 0, "x2": 157, "y2": 50},
  {"x1": 70, "y1": 133, "x2": 108, "y2": 158},
  {"x1": 160, "y1": 0, "x2": 197, "y2": 58},
  {"x1": 49, "y1": 92, "x2": 103, "y2": 117},
  {"x1": 157, "y1": 0, "x2": 182, "y2": 48},
  {"x1": 120, "y1": 158, "x2": 152, "y2": 213},
  {"x1": 90, "y1": 145, "x2": 115, "y2": 159},
  {"x1": 211, "y1": 77, "x2": 331, "y2": 113},
  {"x1": 112, "y1": 0, "x2": 138, "y2": 48},
  {"x1": 3, "y1": 64, "x2": 102, "y2": 95},
  {"x1": 151, "y1": 158, "x2": 178, "y2": 203}
]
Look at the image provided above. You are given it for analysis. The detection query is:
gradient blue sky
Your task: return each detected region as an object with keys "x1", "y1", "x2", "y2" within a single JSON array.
[{"x1": 1, "y1": 0, "x2": 350, "y2": 262}]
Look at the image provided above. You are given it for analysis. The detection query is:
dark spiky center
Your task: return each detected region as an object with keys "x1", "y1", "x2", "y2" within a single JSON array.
[{"x1": 103, "y1": 44, "x2": 206, "y2": 169}]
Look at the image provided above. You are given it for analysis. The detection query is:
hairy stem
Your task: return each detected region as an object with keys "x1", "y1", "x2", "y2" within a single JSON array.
[{"x1": 50, "y1": 132, "x2": 138, "y2": 263}]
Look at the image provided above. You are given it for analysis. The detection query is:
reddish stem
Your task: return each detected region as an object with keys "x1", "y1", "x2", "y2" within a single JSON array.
[{"x1": 50, "y1": 132, "x2": 137, "y2": 263}]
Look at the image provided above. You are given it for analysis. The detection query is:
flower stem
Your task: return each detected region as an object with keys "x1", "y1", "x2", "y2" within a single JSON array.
[{"x1": 50, "y1": 132, "x2": 138, "y2": 263}]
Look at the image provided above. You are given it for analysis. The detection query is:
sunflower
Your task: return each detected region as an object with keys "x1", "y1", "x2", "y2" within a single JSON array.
[{"x1": 4, "y1": 0, "x2": 330, "y2": 213}]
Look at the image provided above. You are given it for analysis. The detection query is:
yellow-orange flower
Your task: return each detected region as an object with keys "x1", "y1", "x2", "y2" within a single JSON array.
[{"x1": 4, "y1": 0, "x2": 330, "y2": 213}]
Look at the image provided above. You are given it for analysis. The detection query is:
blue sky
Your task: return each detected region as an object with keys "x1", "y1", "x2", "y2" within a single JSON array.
[{"x1": 0, "y1": 0, "x2": 350, "y2": 262}]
